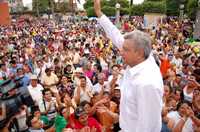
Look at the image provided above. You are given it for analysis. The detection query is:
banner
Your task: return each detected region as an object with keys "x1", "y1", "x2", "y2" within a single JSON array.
[{"x1": 0, "y1": 2, "x2": 11, "y2": 26}]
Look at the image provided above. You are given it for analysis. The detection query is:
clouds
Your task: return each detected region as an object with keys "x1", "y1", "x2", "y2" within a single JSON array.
[
  {"x1": 133, "y1": 0, "x2": 144, "y2": 4},
  {"x1": 22, "y1": 0, "x2": 32, "y2": 6}
]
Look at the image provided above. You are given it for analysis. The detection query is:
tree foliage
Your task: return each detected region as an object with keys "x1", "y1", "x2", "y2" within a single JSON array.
[
  {"x1": 166, "y1": 0, "x2": 183, "y2": 16},
  {"x1": 131, "y1": 4, "x2": 144, "y2": 16},
  {"x1": 32, "y1": 0, "x2": 49, "y2": 13},
  {"x1": 84, "y1": 0, "x2": 129, "y2": 17},
  {"x1": 86, "y1": 7, "x2": 96, "y2": 17},
  {"x1": 186, "y1": 0, "x2": 198, "y2": 20},
  {"x1": 143, "y1": 1, "x2": 166, "y2": 13}
]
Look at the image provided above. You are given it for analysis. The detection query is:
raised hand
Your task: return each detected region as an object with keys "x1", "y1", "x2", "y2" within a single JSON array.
[{"x1": 94, "y1": 0, "x2": 103, "y2": 17}]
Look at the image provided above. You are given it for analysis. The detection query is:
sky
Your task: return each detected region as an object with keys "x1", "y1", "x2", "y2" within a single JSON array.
[{"x1": 22, "y1": 0, "x2": 145, "y2": 9}]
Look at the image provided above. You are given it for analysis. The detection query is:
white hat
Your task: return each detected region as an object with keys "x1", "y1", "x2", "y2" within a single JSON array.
[{"x1": 30, "y1": 74, "x2": 38, "y2": 80}]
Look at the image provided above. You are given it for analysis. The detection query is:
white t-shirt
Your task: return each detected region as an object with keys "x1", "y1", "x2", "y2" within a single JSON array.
[
  {"x1": 28, "y1": 84, "x2": 44, "y2": 105},
  {"x1": 183, "y1": 87, "x2": 193, "y2": 103},
  {"x1": 167, "y1": 111, "x2": 194, "y2": 132},
  {"x1": 38, "y1": 97, "x2": 57, "y2": 120},
  {"x1": 92, "y1": 82, "x2": 110, "y2": 94},
  {"x1": 74, "y1": 87, "x2": 93, "y2": 103}
]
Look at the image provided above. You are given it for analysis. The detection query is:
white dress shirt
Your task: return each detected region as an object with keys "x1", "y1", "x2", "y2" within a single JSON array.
[{"x1": 98, "y1": 15, "x2": 164, "y2": 132}]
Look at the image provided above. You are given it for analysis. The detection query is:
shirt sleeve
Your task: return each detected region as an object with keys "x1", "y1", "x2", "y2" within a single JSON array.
[
  {"x1": 53, "y1": 73, "x2": 59, "y2": 83},
  {"x1": 97, "y1": 15, "x2": 124, "y2": 49},
  {"x1": 136, "y1": 84, "x2": 163, "y2": 131}
]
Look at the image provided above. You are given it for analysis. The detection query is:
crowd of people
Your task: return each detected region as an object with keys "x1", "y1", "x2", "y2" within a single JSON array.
[{"x1": 0, "y1": 8, "x2": 200, "y2": 132}]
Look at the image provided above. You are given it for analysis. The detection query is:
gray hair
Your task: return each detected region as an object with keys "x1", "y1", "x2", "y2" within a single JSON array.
[{"x1": 124, "y1": 30, "x2": 152, "y2": 59}]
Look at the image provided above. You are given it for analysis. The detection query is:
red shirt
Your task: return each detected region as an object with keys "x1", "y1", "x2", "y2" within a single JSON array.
[{"x1": 67, "y1": 114, "x2": 102, "y2": 132}]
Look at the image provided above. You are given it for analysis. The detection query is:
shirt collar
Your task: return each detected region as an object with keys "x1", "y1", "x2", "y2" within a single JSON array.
[{"x1": 128, "y1": 55, "x2": 153, "y2": 76}]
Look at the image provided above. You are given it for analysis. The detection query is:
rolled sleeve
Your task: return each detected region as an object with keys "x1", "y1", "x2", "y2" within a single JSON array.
[{"x1": 97, "y1": 15, "x2": 124, "y2": 49}]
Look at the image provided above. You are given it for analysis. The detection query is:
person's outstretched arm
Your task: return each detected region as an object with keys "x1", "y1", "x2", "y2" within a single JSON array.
[{"x1": 94, "y1": 0, "x2": 124, "y2": 49}]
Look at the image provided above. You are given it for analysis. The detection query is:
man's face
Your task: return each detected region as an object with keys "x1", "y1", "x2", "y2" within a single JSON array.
[
  {"x1": 31, "y1": 117, "x2": 43, "y2": 129},
  {"x1": 98, "y1": 76, "x2": 104, "y2": 85},
  {"x1": 121, "y1": 39, "x2": 141, "y2": 66},
  {"x1": 112, "y1": 66, "x2": 119, "y2": 76},
  {"x1": 17, "y1": 69, "x2": 24, "y2": 76},
  {"x1": 78, "y1": 113, "x2": 88, "y2": 126},
  {"x1": 175, "y1": 76, "x2": 181, "y2": 83},
  {"x1": 62, "y1": 77, "x2": 68, "y2": 84},
  {"x1": 31, "y1": 80, "x2": 38, "y2": 87},
  {"x1": 80, "y1": 78, "x2": 86, "y2": 88},
  {"x1": 113, "y1": 89, "x2": 121, "y2": 99},
  {"x1": 44, "y1": 91, "x2": 52, "y2": 100},
  {"x1": 46, "y1": 71, "x2": 51, "y2": 76}
]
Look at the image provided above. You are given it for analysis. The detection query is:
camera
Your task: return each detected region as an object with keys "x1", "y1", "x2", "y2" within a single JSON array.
[{"x1": 0, "y1": 78, "x2": 33, "y2": 128}]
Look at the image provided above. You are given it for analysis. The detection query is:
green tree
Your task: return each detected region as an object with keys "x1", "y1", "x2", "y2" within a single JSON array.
[
  {"x1": 84, "y1": 0, "x2": 129, "y2": 17},
  {"x1": 83, "y1": 0, "x2": 94, "y2": 9},
  {"x1": 143, "y1": 1, "x2": 166, "y2": 13},
  {"x1": 57, "y1": 2, "x2": 70, "y2": 14},
  {"x1": 32, "y1": 0, "x2": 52, "y2": 15},
  {"x1": 131, "y1": 4, "x2": 144, "y2": 16},
  {"x1": 86, "y1": 7, "x2": 96, "y2": 17},
  {"x1": 186, "y1": 0, "x2": 198, "y2": 19},
  {"x1": 102, "y1": 6, "x2": 116, "y2": 16},
  {"x1": 166, "y1": 0, "x2": 180, "y2": 16}
]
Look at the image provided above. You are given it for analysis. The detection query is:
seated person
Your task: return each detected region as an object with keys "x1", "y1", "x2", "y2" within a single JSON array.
[{"x1": 66, "y1": 106, "x2": 102, "y2": 132}]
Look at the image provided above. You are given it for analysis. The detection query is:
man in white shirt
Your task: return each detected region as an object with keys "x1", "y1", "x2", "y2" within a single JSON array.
[
  {"x1": 41, "y1": 68, "x2": 59, "y2": 94},
  {"x1": 94, "y1": 0, "x2": 164, "y2": 131},
  {"x1": 28, "y1": 75, "x2": 44, "y2": 106},
  {"x1": 93, "y1": 73, "x2": 110, "y2": 93},
  {"x1": 73, "y1": 76, "x2": 93, "y2": 105}
]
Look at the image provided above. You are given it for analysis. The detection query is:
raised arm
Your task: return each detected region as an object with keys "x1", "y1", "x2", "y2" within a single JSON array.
[{"x1": 94, "y1": 0, "x2": 124, "y2": 49}]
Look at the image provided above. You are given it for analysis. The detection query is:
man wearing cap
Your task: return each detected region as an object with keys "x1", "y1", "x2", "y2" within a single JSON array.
[
  {"x1": 67, "y1": 106, "x2": 102, "y2": 132},
  {"x1": 73, "y1": 67, "x2": 93, "y2": 90},
  {"x1": 28, "y1": 75, "x2": 44, "y2": 106}
]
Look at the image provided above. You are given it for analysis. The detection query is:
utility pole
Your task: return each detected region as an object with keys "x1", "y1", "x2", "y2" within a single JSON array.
[
  {"x1": 194, "y1": 0, "x2": 200, "y2": 40},
  {"x1": 36, "y1": 0, "x2": 39, "y2": 17},
  {"x1": 129, "y1": 0, "x2": 133, "y2": 18},
  {"x1": 50, "y1": 0, "x2": 55, "y2": 20}
]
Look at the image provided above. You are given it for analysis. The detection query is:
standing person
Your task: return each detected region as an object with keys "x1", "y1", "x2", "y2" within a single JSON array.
[{"x1": 94, "y1": 0, "x2": 164, "y2": 131}]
